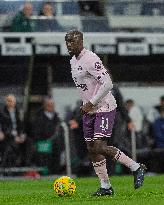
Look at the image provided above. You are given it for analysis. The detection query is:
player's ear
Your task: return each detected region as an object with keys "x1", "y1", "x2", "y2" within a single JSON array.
[{"x1": 79, "y1": 39, "x2": 83, "y2": 47}]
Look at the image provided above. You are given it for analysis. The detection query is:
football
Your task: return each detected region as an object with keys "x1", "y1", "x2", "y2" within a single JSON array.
[{"x1": 53, "y1": 176, "x2": 76, "y2": 197}]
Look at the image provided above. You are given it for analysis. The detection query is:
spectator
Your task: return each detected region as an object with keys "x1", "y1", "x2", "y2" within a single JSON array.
[
  {"x1": 147, "y1": 95, "x2": 164, "y2": 124},
  {"x1": 112, "y1": 86, "x2": 135, "y2": 131},
  {"x1": 64, "y1": 105, "x2": 73, "y2": 123},
  {"x1": 125, "y1": 99, "x2": 144, "y2": 133},
  {"x1": 1, "y1": 94, "x2": 33, "y2": 167},
  {"x1": 78, "y1": 1, "x2": 104, "y2": 16},
  {"x1": 37, "y1": 2, "x2": 63, "y2": 32},
  {"x1": 39, "y1": 2, "x2": 54, "y2": 17},
  {"x1": 125, "y1": 99, "x2": 145, "y2": 149},
  {"x1": 0, "y1": 112, "x2": 7, "y2": 166},
  {"x1": 33, "y1": 97, "x2": 64, "y2": 174},
  {"x1": 109, "y1": 86, "x2": 135, "y2": 175},
  {"x1": 69, "y1": 100, "x2": 90, "y2": 176},
  {"x1": 111, "y1": 86, "x2": 135, "y2": 153},
  {"x1": 150, "y1": 106, "x2": 164, "y2": 173},
  {"x1": 155, "y1": 95, "x2": 164, "y2": 114},
  {"x1": 153, "y1": 106, "x2": 164, "y2": 148},
  {"x1": 146, "y1": 95, "x2": 164, "y2": 146},
  {"x1": 11, "y1": 2, "x2": 34, "y2": 32}
]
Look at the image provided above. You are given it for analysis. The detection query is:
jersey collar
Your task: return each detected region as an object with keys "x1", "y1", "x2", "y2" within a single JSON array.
[{"x1": 76, "y1": 48, "x2": 86, "y2": 60}]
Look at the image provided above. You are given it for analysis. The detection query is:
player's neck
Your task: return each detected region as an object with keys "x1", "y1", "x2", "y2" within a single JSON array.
[
  {"x1": 75, "y1": 47, "x2": 84, "y2": 59},
  {"x1": 75, "y1": 53, "x2": 80, "y2": 58}
]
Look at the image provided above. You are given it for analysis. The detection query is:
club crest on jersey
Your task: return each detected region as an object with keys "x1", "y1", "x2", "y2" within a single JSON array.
[
  {"x1": 95, "y1": 62, "x2": 102, "y2": 71},
  {"x1": 78, "y1": 66, "x2": 83, "y2": 70}
]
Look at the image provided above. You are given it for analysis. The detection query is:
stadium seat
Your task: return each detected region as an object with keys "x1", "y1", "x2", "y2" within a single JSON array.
[
  {"x1": 56, "y1": 15, "x2": 82, "y2": 31},
  {"x1": 107, "y1": 14, "x2": 164, "y2": 29},
  {"x1": 62, "y1": 1, "x2": 80, "y2": 15},
  {"x1": 0, "y1": 1, "x2": 23, "y2": 14},
  {"x1": 110, "y1": 2, "x2": 127, "y2": 15},
  {"x1": 106, "y1": 1, "x2": 142, "y2": 16},
  {"x1": 81, "y1": 17, "x2": 110, "y2": 32},
  {"x1": 0, "y1": 14, "x2": 9, "y2": 30},
  {"x1": 141, "y1": 3, "x2": 164, "y2": 16},
  {"x1": 34, "y1": 18, "x2": 65, "y2": 32}
]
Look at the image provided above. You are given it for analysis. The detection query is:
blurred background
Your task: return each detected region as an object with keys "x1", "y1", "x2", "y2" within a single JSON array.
[{"x1": 0, "y1": 0, "x2": 164, "y2": 178}]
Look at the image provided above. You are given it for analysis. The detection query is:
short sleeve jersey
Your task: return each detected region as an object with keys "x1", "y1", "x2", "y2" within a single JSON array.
[{"x1": 70, "y1": 48, "x2": 117, "y2": 113}]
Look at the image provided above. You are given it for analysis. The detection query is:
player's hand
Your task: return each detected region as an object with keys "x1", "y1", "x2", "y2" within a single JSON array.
[{"x1": 80, "y1": 101, "x2": 94, "y2": 115}]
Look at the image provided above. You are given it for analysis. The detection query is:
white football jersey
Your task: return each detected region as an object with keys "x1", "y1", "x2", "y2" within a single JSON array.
[{"x1": 70, "y1": 48, "x2": 117, "y2": 113}]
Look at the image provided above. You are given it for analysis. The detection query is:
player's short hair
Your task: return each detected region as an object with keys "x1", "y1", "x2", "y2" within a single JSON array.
[{"x1": 65, "y1": 29, "x2": 83, "y2": 41}]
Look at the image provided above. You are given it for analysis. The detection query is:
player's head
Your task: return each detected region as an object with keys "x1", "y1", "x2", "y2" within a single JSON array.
[{"x1": 65, "y1": 30, "x2": 83, "y2": 56}]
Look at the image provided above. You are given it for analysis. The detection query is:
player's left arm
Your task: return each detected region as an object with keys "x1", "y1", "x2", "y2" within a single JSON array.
[
  {"x1": 89, "y1": 57, "x2": 113, "y2": 106},
  {"x1": 80, "y1": 57, "x2": 113, "y2": 114}
]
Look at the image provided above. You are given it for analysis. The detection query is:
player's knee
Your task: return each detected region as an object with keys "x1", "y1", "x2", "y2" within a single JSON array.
[
  {"x1": 92, "y1": 144, "x2": 100, "y2": 153},
  {"x1": 87, "y1": 146, "x2": 94, "y2": 154},
  {"x1": 87, "y1": 140, "x2": 106, "y2": 154},
  {"x1": 108, "y1": 146, "x2": 118, "y2": 156},
  {"x1": 87, "y1": 144, "x2": 96, "y2": 155}
]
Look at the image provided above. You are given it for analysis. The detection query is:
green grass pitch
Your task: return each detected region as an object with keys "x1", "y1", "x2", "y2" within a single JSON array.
[{"x1": 1, "y1": 175, "x2": 164, "y2": 205}]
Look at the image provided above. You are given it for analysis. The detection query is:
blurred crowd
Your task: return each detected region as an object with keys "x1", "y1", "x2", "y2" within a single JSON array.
[
  {"x1": 0, "y1": 95, "x2": 65, "y2": 175},
  {"x1": 0, "y1": 89, "x2": 164, "y2": 176},
  {"x1": 0, "y1": 1, "x2": 164, "y2": 177},
  {"x1": 1, "y1": 1, "x2": 104, "y2": 32},
  {"x1": 0, "y1": 90, "x2": 164, "y2": 176},
  {"x1": 67, "y1": 87, "x2": 164, "y2": 175},
  {"x1": 64, "y1": 86, "x2": 164, "y2": 176},
  {"x1": 1, "y1": 1, "x2": 164, "y2": 33},
  {"x1": 10, "y1": 2, "x2": 62, "y2": 32}
]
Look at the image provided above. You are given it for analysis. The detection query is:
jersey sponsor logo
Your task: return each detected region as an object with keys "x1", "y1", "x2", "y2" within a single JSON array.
[
  {"x1": 76, "y1": 83, "x2": 88, "y2": 91},
  {"x1": 95, "y1": 62, "x2": 102, "y2": 71},
  {"x1": 73, "y1": 77, "x2": 88, "y2": 91}
]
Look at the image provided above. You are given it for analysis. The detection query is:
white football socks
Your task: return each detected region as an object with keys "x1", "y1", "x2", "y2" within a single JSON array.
[
  {"x1": 92, "y1": 159, "x2": 112, "y2": 189},
  {"x1": 114, "y1": 149, "x2": 140, "y2": 172}
]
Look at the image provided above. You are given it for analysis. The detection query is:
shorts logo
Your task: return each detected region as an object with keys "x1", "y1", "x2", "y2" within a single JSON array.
[
  {"x1": 100, "y1": 117, "x2": 109, "y2": 132},
  {"x1": 95, "y1": 62, "x2": 102, "y2": 71}
]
